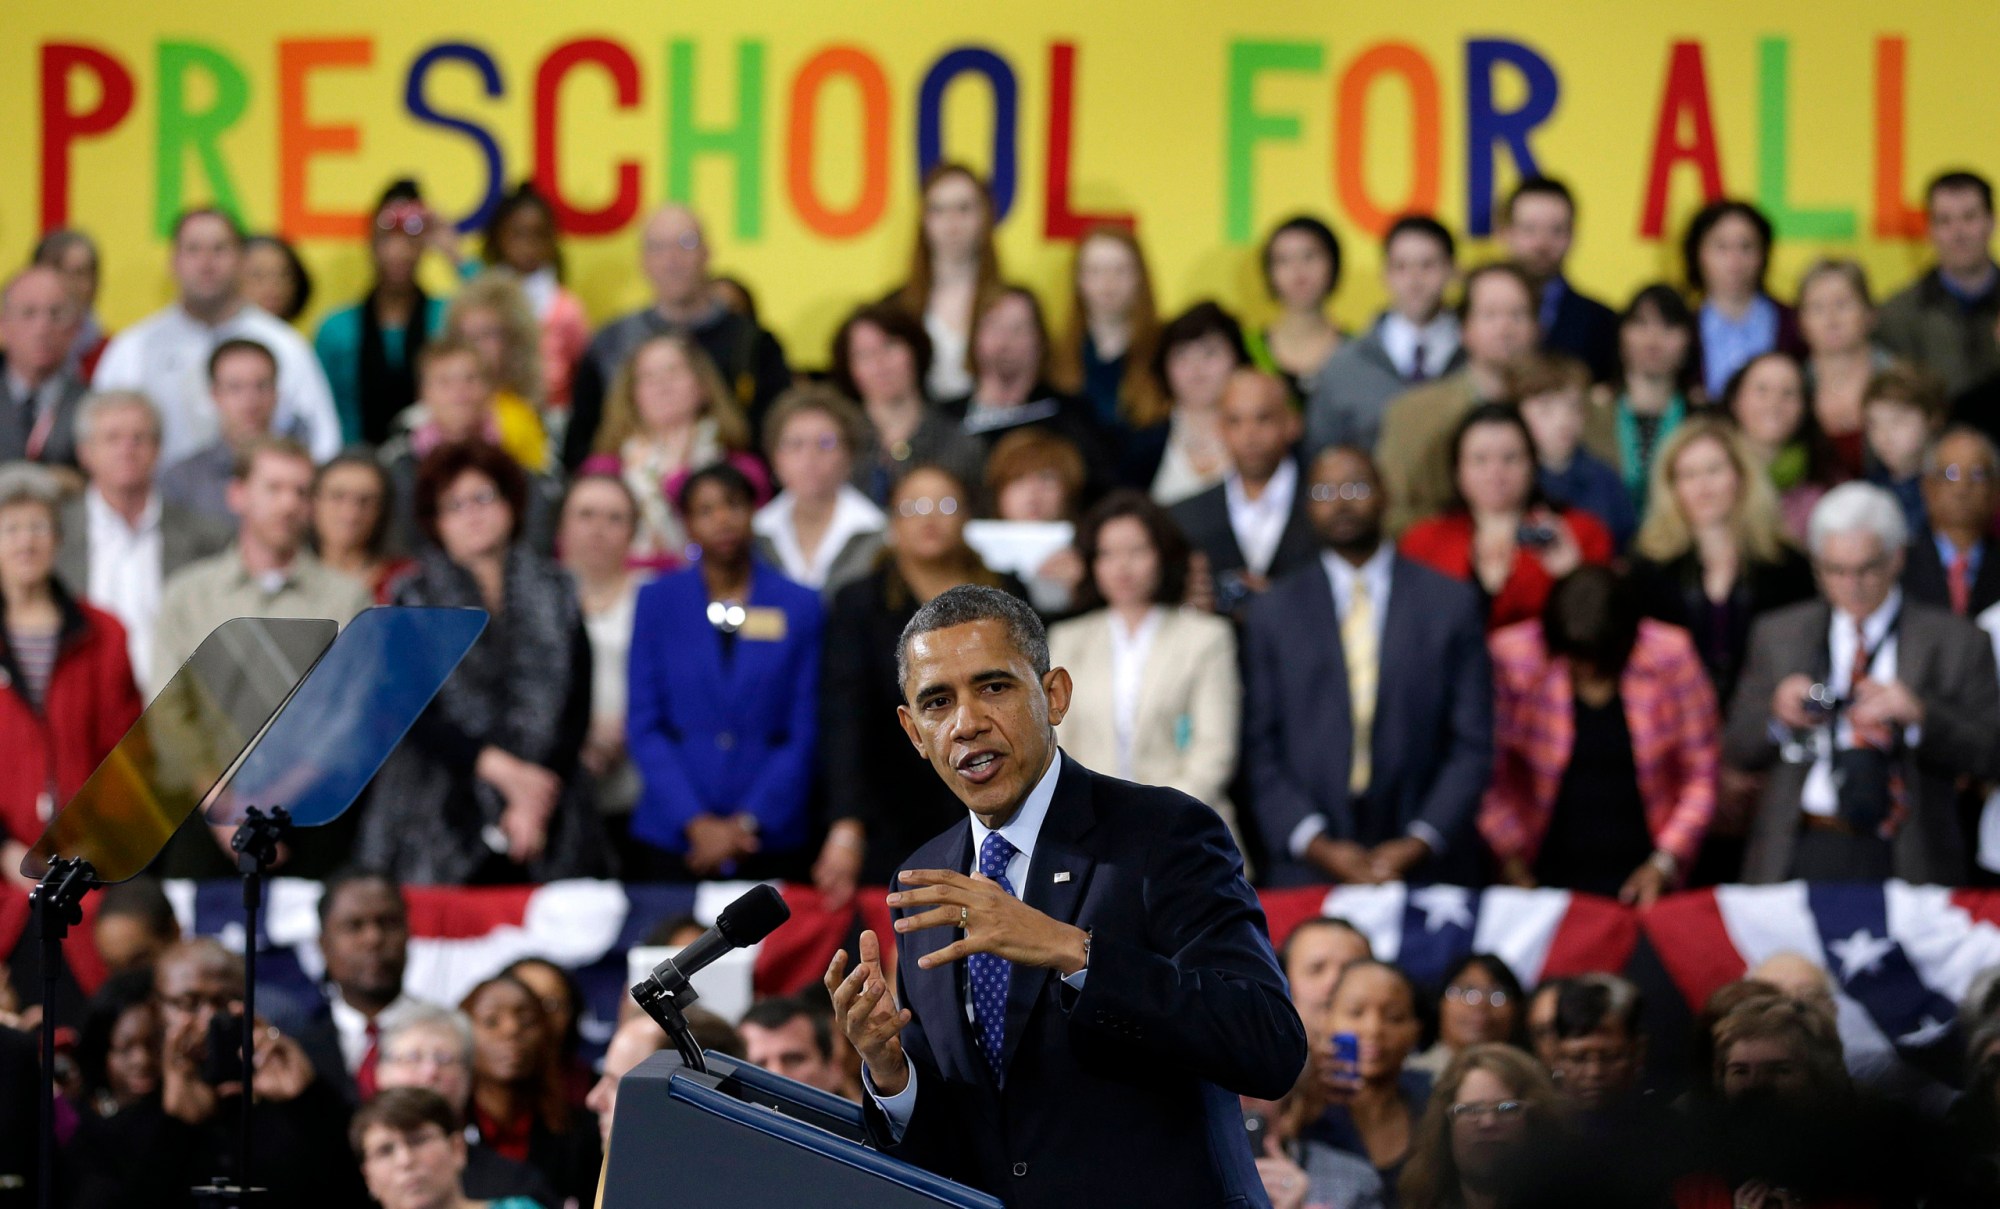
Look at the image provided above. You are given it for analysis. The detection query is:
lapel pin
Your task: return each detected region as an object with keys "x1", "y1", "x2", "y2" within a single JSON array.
[{"x1": 1053, "y1": 871, "x2": 1071, "y2": 884}]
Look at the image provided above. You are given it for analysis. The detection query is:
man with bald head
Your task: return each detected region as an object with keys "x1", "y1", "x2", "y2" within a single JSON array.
[
  {"x1": 1242, "y1": 444, "x2": 1492, "y2": 885},
  {"x1": 1171, "y1": 369, "x2": 1317, "y2": 616},
  {"x1": 562, "y1": 204, "x2": 790, "y2": 466},
  {"x1": 0, "y1": 266, "x2": 87, "y2": 467}
]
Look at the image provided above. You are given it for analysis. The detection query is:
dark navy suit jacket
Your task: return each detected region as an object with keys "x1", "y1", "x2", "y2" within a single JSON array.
[
  {"x1": 1543, "y1": 280, "x2": 1621, "y2": 382},
  {"x1": 864, "y1": 755, "x2": 1306, "y2": 1208}
]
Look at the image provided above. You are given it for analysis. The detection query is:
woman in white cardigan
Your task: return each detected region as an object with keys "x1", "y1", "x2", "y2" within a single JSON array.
[{"x1": 1048, "y1": 490, "x2": 1242, "y2": 833}]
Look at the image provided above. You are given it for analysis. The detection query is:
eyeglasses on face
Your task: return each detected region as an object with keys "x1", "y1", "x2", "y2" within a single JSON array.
[
  {"x1": 440, "y1": 488, "x2": 502, "y2": 516},
  {"x1": 1447, "y1": 1099, "x2": 1526, "y2": 1122},
  {"x1": 1444, "y1": 985, "x2": 1509, "y2": 1008},
  {"x1": 897, "y1": 496, "x2": 960, "y2": 518},
  {"x1": 1310, "y1": 482, "x2": 1373, "y2": 502}
]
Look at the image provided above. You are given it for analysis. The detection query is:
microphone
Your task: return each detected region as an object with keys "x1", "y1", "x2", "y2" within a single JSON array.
[{"x1": 632, "y1": 884, "x2": 790, "y2": 1008}]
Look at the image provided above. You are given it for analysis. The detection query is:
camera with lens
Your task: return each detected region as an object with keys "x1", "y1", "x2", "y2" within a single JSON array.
[
  {"x1": 1802, "y1": 682, "x2": 1846, "y2": 721},
  {"x1": 1515, "y1": 520, "x2": 1559, "y2": 550}
]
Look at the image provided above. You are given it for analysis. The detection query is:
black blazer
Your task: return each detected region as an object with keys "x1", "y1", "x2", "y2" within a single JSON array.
[
  {"x1": 1542, "y1": 281, "x2": 1621, "y2": 383},
  {"x1": 293, "y1": 1007, "x2": 359, "y2": 1107},
  {"x1": 1170, "y1": 471, "x2": 1319, "y2": 584},
  {"x1": 865, "y1": 755, "x2": 1305, "y2": 1208},
  {"x1": 1902, "y1": 527, "x2": 2000, "y2": 619},
  {"x1": 1242, "y1": 555, "x2": 1492, "y2": 885},
  {"x1": 1631, "y1": 546, "x2": 1817, "y2": 710}
]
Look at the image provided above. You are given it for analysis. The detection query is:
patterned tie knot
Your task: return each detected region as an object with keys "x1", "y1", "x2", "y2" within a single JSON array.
[{"x1": 980, "y1": 832, "x2": 1017, "y2": 886}]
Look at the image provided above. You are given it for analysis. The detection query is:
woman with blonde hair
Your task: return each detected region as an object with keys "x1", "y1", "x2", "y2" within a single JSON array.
[
  {"x1": 1050, "y1": 225, "x2": 1169, "y2": 485},
  {"x1": 579, "y1": 332, "x2": 766, "y2": 571},
  {"x1": 1399, "y1": 1044, "x2": 1563, "y2": 1209},
  {"x1": 891, "y1": 163, "x2": 1003, "y2": 399},
  {"x1": 444, "y1": 272, "x2": 549, "y2": 471}
]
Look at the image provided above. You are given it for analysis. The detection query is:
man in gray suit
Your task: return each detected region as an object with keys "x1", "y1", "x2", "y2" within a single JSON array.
[
  {"x1": 57, "y1": 391, "x2": 232, "y2": 691},
  {"x1": 0, "y1": 266, "x2": 89, "y2": 469},
  {"x1": 1725, "y1": 482, "x2": 2000, "y2": 884}
]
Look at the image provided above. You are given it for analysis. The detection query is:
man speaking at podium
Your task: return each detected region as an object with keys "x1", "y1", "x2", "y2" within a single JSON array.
[{"x1": 825, "y1": 585, "x2": 1306, "y2": 1207}]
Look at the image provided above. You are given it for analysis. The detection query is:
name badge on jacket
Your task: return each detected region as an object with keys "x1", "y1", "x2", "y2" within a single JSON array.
[{"x1": 739, "y1": 606, "x2": 789, "y2": 642}]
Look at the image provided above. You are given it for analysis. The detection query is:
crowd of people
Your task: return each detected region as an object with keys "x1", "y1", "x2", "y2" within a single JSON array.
[{"x1": 6, "y1": 160, "x2": 2000, "y2": 1204}]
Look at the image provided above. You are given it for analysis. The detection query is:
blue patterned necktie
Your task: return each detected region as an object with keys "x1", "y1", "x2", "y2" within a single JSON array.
[{"x1": 969, "y1": 830, "x2": 1018, "y2": 1081}]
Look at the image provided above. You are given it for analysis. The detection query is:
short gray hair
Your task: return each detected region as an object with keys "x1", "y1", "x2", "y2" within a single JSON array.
[
  {"x1": 378, "y1": 1001, "x2": 474, "y2": 1069},
  {"x1": 896, "y1": 584, "x2": 1048, "y2": 700},
  {"x1": 0, "y1": 463, "x2": 63, "y2": 521},
  {"x1": 73, "y1": 389, "x2": 163, "y2": 447},
  {"x1": 1807, "y1": 482, "x2": 1908, "y2": 558}
]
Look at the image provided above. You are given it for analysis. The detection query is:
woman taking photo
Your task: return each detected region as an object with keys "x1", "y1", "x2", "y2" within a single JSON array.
[
  {"x1": 480, "y1": 182, "x2": 592, "y2": 413},
  {"x1": 811, "y1": 465, "x2": 1024, "y2": 905},
  {"x1": 892, "y1": 163, "x2": 1003, "y2": 399},
  {"x1": 1306, "y1": 959, "x2": 1430, "y2": 1195},
  {"x1": 458, "y1": 975, "x2": 600, "y2": 1205},
  {"x1": 1149, "y1": 301, "x2": 1253, "y2": 505},
  {"x1": 1480, "y1": 566, "x2": 1719, "y2": 905},
  {"x1": 1600, "y1": 283, "x2": 1701, "y2": 512},
  {"x1": 752, "y1": 385, "x2": 887, "y2": 596},
  {"x1": 315, "y1": 179, "x2": 453, "y2": 445},
  {"x1": 309, "y1": 453, "x2": 405, "y2": 601},
  {"x1": 581, "y1": 332, "x2": 767, "y2": 572},
  {"x1": 1797, "y1": 258, "x2": 1894, "y2": 480},
  {"x1": 1047, "y1": 491, "x2": 1239, "y2": 828},
  {"x1": 627, "y1": 464, "x2": 823, "y2": 881},
  {"x1": 1682, "y1": 199, "x2": 1805, "y2": 400},
  {"x1": 1249, "y1": 215, "x2": 1345, "y2": 402},
  {"x1": 828, "y1": 303, "x2": 985, "y2": 505},
  {"x1": 357, "y1": 442, "x2": 607, "y2": 884},
  {"x1": 1051, "y1": 225, "x2": 1169, "y2": 479},
  {"x1": 1401, "y1": 404, "x2": 1614, "y2": 630},
  {"x1": 1720, "y1": 351, "x2": 1839, "y2": 539}
]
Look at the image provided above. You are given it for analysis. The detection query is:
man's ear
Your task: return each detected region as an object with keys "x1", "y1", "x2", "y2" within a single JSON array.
[
  {"x1": 225, "y1": 478, "x2": 247, "y2": 520},
  {"x1": 1042, "y1": 666, "x2": 1073, "y2": 727},
  {"x1": 896, "y1": 703, "x2": 925, "y2": 754}
]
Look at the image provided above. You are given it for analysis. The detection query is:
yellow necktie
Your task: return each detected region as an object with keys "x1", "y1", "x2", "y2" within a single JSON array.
[{"x1": 1343, "y1": 577, "x2": 1378, "y2": 794}]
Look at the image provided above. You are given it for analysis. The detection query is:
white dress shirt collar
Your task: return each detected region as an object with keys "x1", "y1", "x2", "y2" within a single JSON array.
[
  {"x1": 1224, "y1": 458, "x2": 1298, "y2": 577},
  {"x1": 1378, "y1": 311, "x2": 1461, "y2": 379},
  {"x1": 328, "y1": 991, "x2": 415, "y2": 1073},
  {"x1": 967, "y1": 748, "x2": 1066, "y2": 880},
  {"x1": 753, "y1": 484, "x2": 886, "y2": 588},
  {"x1": 1320, "y1": 541, "x2": 1395, "y2": 632},
  {"x1": 85, "y1": 486, "x2": 161, "y2": 537}
]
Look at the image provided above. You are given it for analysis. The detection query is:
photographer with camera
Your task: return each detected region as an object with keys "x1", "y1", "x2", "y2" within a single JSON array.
[
  {"x1": 1724, "y1": 482, "x2": 2000, "y2": 883},
  {"x1": 65, "y1": 939, "x2": 361, "y2": 1209}
]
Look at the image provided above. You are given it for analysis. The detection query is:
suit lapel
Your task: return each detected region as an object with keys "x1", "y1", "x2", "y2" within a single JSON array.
[
  {"x1": 1270, "y1": 486, "x2": 1319, "y2": 577},
  {"x1": 1000, "y1": 756, "x2": 1097, "y2": 1077},
  {"x1": 899, "y1": 823, "x2": 986, "y2": 1086},
  {"x1": 1373, "y1": 559, "x2": 1424, "y2": 783}
]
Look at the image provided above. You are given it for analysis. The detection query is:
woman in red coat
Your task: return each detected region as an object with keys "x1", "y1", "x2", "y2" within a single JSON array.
[{"x1": 1401, "y1": 403, "x2": 1613, "y2": 630}]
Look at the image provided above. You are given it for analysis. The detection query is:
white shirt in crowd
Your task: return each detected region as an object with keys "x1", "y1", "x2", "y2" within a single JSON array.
[
  {"x1": 330, "y1": 992, "x2": 420, "y2": 1073},
  {"x1": 753, "y1": 485, "x2": 886, "y2": 589},
  {"x1": 925, "y1": 311, "x2": 973, "y2": 401},
  {"x1": 84, "y1": 487, "x2": 164, "y2": 688},
  {"x1": 1378, "y1": 311, "x2": 1461, "y2": 380},
  {"x1": 1107, "y1": 607, "x2": 1165, "y2": 780},
  {"x1": 1223, "y1": 458, "x2": 1298, "y2": 578},
  {"x1": 1800, "y1": 589, "x2": 1911, "y2": 818},
  {"x1": 93, "y1": 303, "x2": 341, "y2": 466}
]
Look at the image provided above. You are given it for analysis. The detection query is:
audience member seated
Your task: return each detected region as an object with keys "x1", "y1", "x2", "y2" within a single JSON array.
[
  {"x1": 1501, "y1": 176, "x2": 1619, "y2": 380},
  {"x1": 1539, "y1": 971, "x2": 1691, "y2": 1207},
  {"x1": 1280, "y1": 918, "x2": 1374, "y2": 1040},
  {"x1": 1879, "y1": 170, "x2": 2000, "y2": 394},
  {"x1": 1244, "y1": 445, "x2": 1492, "y2": 886},
  {"x1": 355, "y1": 1087, "x2": 546, "y2": 1209},
  {"x1": 564, "y1": 205, "x2": 790, "y2": 467},
  {"x1": 94, "y1": 208, "x2": 339, "y2": 464},
  {"x1": 0, "y1": 462, "x2": 139, "y2": 916},
  {"x1": 811, "y1": 465, "x2": 1025, "y2": 902},
  {"x1": 314, "y1": 181, "x2": 452, "y2": 446},
  {"x1": 501, "y1": 958, "x2": 590, "y2": 1108},
  {"x1": 1307, "y1": 215, "x2": 1462, "y2": 458},
  {"x1": 578, "y1": 332, "x2": 767, "y2": 573},
  {"x1": 942, "y1": 285, "x2": 1112, "y2": 495},
  {"x1": 1401, "y1": 404, "x2": 1615, "y2": 630},
  {"x1": 1173, "y1": 370, "x2": 1315, "y2": 616},
  {"x1": 1146, "y1": 300, "x2": 1252, "y2": 505},
  {"x1": 63, "y1": 938, "x2": 359, "y2": 1209},
  {"x1": 159, "y1": 338, "x2": 280, "y2": 524},
  {"x1": 91, "y1": 877, "x2": 182, "y2": 975},
  {"x1": 375, "y1": 1002, "x2": 560, "y2": 1208},
  {"x1": 480, "y1": 182, "x2": 592, "y2": 413},
  {"x1": 1247, "y1": 215, "x2": 1345, "y2": 404},
  {"x1": 359, "y1": 442, "x2": 606, "y2": 884},
  {"x1": 975, "y1": 428, "x2": 1090, "y2": 614},
  {"x1": 739, "y1": 996, "x2": 855, "y2": 1101},
  {"x1": 1306, "y1": 959, "x2": 1429, "y2": 1193},
  {"x1": 1724, "y1": 482, "x2": 2000, "y2": 883},
  {"x1": 1512, "y1": 352, "x2": 1636, "y2": 548},
  {"x1": 445, "y1": 271, "x2": 553, "y2": 471},
  {"x1": 459, "y1": 973, "x2": 601, "y2": 1206},
  {"x1": 627, "y1": 464, "x2": 822, "y2": 881},
  {"x1": 75, "y1": 968, "x2": 160, "y2": 1121},
  {"x1": 753, "y1": 385, "x2": 886, "y2": 596},
  {"x1": 32, "y1": 229, "x2": 109, "y2": 380},
  {"x1": 296, "y1": 868, "x2": 422, "y2": 1105},
  {"x1": 586, "y1": 1015, "x2": 682, "y2": 1153},
  {"x1": 1684, "y1": 199, "x2": 1805, "y2": 401},
  {"x1": 1049, "y1": 491, "x2": 1240, "y2": 831},
  {"x1": 1903, "y1": 426, "x2": 2000, "y2": 619},
  {"x1": 1398, "y1": 1043, "x2": 1563, "y2": 1209},
  {"x1": 58, "y1": 391, "x2": 230, "y2": 687},
  {"x1": 556, "y1": 476, "x2": 647, "y2": 864},
  {"x1": 1863, "y1": 365, "x2": 1949, "y2": 537},
  {"x1": 1525, "y1": 979, "x2": 1565, "y2": 1068},
  {"x1": 1378, "y1": 263, "x2": 1541, "y2": 533},
  {"x1": 310, "y1": 453, "x2": 405, "y2": 601},
  {"x1": 0, "y1": 266, "x2": 88, "y2": 468},
  {"x1": 829, "y1": 303, "x2": 984, "y2": 506},
  {"x1": 891, "y1": 163, "x2": 1002, "y2": 400},
  {"x1": 1482, "y1": 566, "x2": 1718, "y2": 904},
  {"x1": 1407, "y1": 955, "x2": 1527, "y2": 1077},
  {"x1": 1598, "y1": 283, "x2": 1701, "y2": 512},
  {"x1": 239, "y1": 233, "x2": 312, "y2": 329},
  {"x1": 1050, "y1": 224, "x2": 1168, "y2": 483},
  {"x1": 1798, "y1": 258, "x2": 1895, "y2": 479}
]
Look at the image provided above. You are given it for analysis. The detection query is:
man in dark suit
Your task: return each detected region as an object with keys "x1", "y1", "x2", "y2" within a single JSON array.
[
  {"x1": 1726, "y1": 483, "x2": 2000, "y2": 883},
  {"x1": 1243, "y1": 445, "x2": 1493, "y2": 886},
  {"x1": 1901, "y1": 426, "x2": 2000, "y2": 618},
  {"x1": 0, "y1": 266, "x2": 88, "y2": 469},
  {"x1": 825, "y1": 585, "x2": 1305, "y2": 1208},
  {"x1": 295, "y1": 868, "x2": 421, "y2": 1107},
  {"x1": 1173, "y1": 370, "x2": 1318, "y2": 617},
  {"x1": 1501, "y1": 177, "x2": 1619, "y2": 382}
]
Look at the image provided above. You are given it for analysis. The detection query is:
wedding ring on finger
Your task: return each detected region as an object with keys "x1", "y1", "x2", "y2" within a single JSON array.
[{"x1": 960, "y1": 906, "x2": 969, "y2": 929}]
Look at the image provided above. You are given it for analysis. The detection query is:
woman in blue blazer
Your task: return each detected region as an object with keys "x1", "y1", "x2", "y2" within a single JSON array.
[{"x1": 627, "y1": 463, "x2": 823, "y2": 881}]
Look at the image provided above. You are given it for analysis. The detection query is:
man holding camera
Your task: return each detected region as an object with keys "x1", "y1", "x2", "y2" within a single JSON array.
[{"x1": 1726, "y1": 483, "x2": 2000, "y2": 883}]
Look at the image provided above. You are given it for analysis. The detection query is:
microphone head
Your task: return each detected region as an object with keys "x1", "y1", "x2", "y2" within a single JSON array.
[{"x1": 715, "y1": 884, "x2": 790, "y2": 946}]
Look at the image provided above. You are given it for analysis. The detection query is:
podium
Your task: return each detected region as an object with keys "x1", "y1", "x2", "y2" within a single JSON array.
[{"x1": 602, "y1": 1051, "x2": 1002, "y2": 1208}]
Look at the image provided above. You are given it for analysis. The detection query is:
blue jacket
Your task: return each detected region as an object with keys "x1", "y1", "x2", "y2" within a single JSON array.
[
  {"x1": 627, "y1": 561, "x2": 823, "y2": 856},
  {"x1": 1539, "y1": 449, "x2": 1639, "y2": 551}
]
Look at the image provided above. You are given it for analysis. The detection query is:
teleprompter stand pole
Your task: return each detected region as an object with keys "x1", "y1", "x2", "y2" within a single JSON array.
[{"x1": 30, "y1": 857, "x2": 98, "y2": 1209}]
